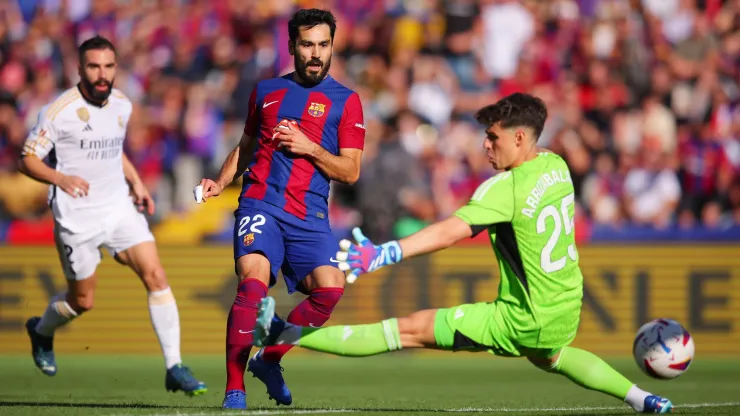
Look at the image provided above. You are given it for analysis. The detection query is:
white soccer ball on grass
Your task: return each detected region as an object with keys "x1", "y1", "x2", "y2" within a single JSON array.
[{"x1": 633, "y1": 318, "x2": 694, "y2": 379}]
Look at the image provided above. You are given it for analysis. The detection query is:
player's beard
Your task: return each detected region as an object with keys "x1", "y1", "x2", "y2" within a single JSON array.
[
  {"x1": 82, "y1": 77, "x2": 113, "y2": 103},
  {"x1": 295, "y1": 56, "x2": 331, "y2": 87}
]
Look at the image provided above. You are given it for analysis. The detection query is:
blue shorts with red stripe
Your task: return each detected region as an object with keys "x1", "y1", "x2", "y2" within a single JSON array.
[{"x1": 233, "y1": 198, "x2": 340, "y2": 294}]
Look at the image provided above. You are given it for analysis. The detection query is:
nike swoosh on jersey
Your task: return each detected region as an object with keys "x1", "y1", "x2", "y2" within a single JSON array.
[{"x1": 263, "y1": 100, "x2": 279, "y2": 108}]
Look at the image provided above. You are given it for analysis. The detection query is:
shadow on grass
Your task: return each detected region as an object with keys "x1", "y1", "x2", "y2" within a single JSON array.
[
  {"x1": 0, "y1": 401, "x2": 178, "y2": 409},
  {"x1": 0, "y1": 402, "x2": 641, "y2": 415}
]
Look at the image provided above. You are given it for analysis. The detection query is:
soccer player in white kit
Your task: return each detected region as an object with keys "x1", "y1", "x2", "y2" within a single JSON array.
[{"x1": 18, "y1": 36, "x2": 207, "y2": 396}]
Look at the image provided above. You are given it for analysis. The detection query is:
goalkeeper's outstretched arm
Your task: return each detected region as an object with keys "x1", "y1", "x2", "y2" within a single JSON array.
[
  {"x1": 339, "y1": 216, "x2": 475, "y2": 284},
  {"x1": 397, "y1": 216, "x2": 473, "y2": 259}
]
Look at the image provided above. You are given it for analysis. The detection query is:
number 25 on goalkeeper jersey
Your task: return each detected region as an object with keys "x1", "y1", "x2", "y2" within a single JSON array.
[{"x1": 453, "y1": 152, "x2": 583, "y2": 349}]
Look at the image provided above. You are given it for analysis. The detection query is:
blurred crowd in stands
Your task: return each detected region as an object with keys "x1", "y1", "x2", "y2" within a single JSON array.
[{"x1": 0, "y1": 0, "x2": 739, "y2": 244}]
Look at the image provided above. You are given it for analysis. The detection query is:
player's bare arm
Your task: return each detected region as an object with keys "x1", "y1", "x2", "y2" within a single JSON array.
[
  {"x1": 200, "y1": 132, "x2": 258, "y2": 201},
  {"x1": 122, "y1": 153, "x2": 143, "y2": 187},
  {"x1": 273, "y1": 120, "x2": 361, "y2": 185},
  {"x1": 19, "y1": 154, "x2": 89, "y2": 198},
  {"x1": 310, "y1": 146, "x2": 362, "y2": 185},
  {"x1": 122, "y1": 153, "x2": 154, "y2": 215}
]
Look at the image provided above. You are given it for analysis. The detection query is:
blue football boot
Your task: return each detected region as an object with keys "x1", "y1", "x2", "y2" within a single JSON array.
[
  {"x1": 643, "y1": 395, "x2": 674, "y2": 413},
  {"x1": 222, "y1": 389, "x2": 247, "y2": 409},
  {"x1": 248, "y1": 349, "x2": 292, "y2": 405},
  {"x1": 165, "y1": 364, "x2": 207, "y2": 396},
  {"x1": 26, "y1": 317, "x2": 57, "y2": 376}
]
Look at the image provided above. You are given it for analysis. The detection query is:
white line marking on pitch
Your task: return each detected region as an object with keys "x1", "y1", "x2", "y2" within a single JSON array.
[{"x1": 107, "y1": 401, "x2": 740, "y2": 416}]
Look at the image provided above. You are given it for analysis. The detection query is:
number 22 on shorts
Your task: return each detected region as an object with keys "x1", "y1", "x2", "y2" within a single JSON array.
[
  {"x1": 238, "y1": 214, "x2": 266, "y2": 236},
  {"x1": 536, "y1": 192, "x2": 578, "y2": 273}
]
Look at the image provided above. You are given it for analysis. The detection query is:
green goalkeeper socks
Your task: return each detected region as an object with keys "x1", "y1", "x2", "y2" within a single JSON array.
[
  {"x1": 280, "y1": 323, "x2": 647, "y2": 408},
  {"x1": 278, "y1": 319, "x2": 403, "y2": 357},
  {"x1": 552, "y1": 346, "x2": 634, "y2": 400}
]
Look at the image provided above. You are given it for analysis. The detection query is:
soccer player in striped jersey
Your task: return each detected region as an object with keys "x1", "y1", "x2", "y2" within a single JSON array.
[
  {"x1": 198, "y1": 9, "x2": 365, "y2": 409},
  {"x1": 19, "y1": 35, "x2": 206, "y2": 396}
]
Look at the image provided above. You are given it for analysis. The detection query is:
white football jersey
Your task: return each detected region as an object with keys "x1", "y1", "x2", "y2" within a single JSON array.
[{"x1": 22, "y1": 86, "x2": 133, "y2": 234}]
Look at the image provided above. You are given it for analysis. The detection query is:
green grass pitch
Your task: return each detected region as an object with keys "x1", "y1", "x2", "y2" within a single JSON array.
[{"x1": 0, "y1": 354, "x2": 738, "y2": 415}]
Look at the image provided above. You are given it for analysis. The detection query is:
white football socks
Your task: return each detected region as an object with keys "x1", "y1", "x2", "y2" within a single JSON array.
[
  {"x1": 624, "y1": 384, "x2": 650, "y2": 412},
  {"x1": 148, "y1": 287, "x2": 182, "y2": 369},
  {"x1": 35, "y1": 292, "x2": 78, "y2": 336}
]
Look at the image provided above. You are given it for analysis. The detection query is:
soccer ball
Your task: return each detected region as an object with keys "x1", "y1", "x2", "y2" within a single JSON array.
[{"x1": 633, "y1": 318, "x2": 694, "y2": 379}]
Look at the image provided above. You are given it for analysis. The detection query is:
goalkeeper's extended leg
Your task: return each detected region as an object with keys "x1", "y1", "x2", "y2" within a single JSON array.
[
  {"x1": 254, "y1": 297, "x2": 438, "y2": 356},
  {"x1": 256, "y1": 297, "x2": 674, "y2": 414},
  {"x1": 529, "y1": 348, "x2": 673, "y2": 414}
]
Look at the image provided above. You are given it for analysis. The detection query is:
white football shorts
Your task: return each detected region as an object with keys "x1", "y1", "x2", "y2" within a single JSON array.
[{"x1": 53, "y1": 202, "x2": 155, "y2": 280}]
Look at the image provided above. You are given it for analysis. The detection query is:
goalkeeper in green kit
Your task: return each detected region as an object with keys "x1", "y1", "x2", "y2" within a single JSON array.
[{"x1": 254, "y1": 93, "x2": 673, "y2": 414}]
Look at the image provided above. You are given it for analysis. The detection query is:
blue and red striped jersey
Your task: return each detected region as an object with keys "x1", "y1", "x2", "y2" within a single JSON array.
[{"x1": 239, "y1": 73, "x2": 365, "y2": 222}]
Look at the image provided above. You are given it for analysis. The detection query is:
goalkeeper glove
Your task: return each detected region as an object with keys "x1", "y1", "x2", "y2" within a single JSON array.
[{"x1": 335, "y1": 227, "x2": 403, "y2": 283}]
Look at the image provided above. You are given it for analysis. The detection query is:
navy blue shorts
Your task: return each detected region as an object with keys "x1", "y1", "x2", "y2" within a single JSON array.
[{"x1": 233, "y1": 199, "x2": 340, "y2": 294}]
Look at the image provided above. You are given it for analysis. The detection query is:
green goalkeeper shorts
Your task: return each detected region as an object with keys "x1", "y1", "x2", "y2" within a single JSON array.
[{"x1": 433, "y1": 301, "x2": 563, "y2": 359}]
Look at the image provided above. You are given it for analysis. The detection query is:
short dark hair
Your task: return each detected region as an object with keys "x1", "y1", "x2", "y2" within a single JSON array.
[
  {"x1": 475, "y1": 93, "x2": 548, "y2": 140},
  {"x1": 78, "y1": 35, "x2": 116, "y2": 64},
  {"x1": 288, "y1": 9, "x2": 337, "y2": 43}
]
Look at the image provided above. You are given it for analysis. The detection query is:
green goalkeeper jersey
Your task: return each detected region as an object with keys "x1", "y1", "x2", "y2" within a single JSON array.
[{"x1": 453, "y1": 152, "x2": 583, "y2": 348}]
